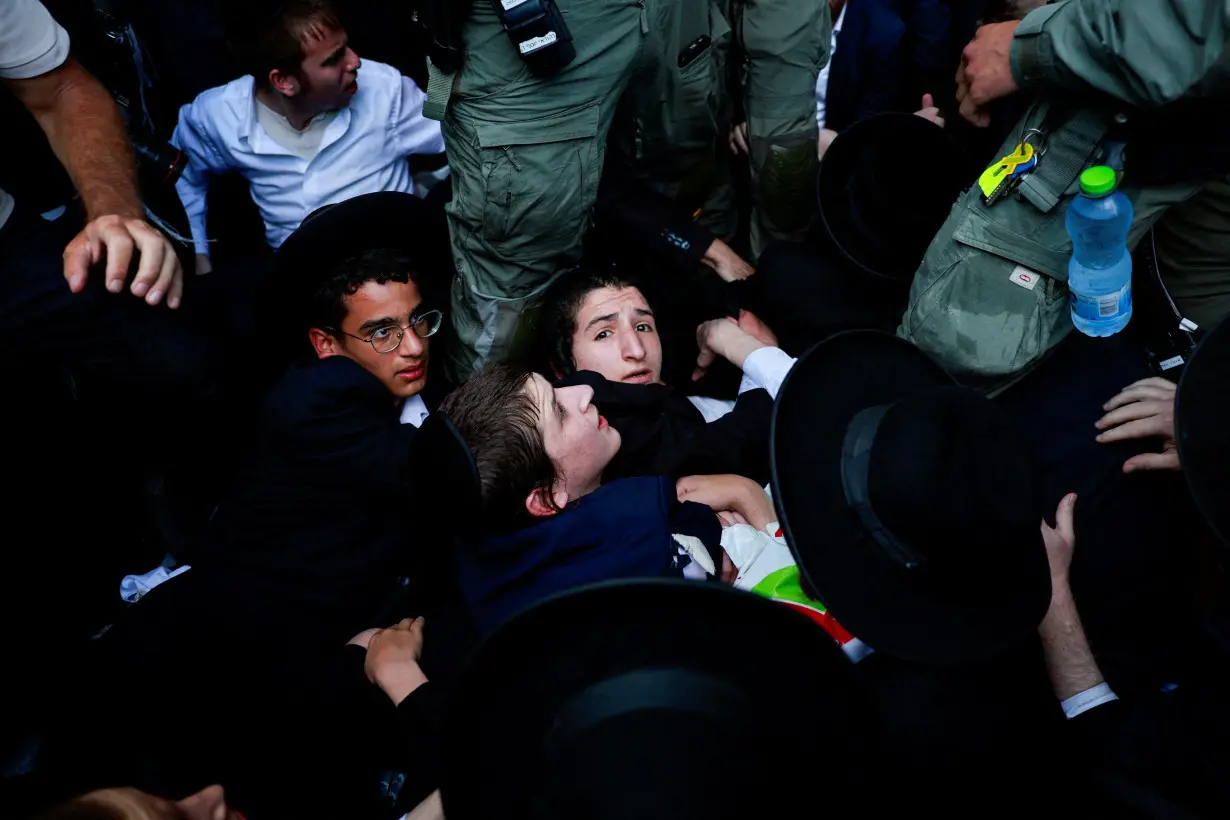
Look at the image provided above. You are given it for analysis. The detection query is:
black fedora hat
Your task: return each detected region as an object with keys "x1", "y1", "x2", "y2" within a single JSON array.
[
  {"x1": 261, "y1": 191, "x2": 451, "y2": 359},
  {"x1": 771, "y1": 331, "x2": 1051, "y2": 665},
  {"x1": 440, "y1": 580, "x2": 873, "y2": 820},
  {"x1": 817, "y1": 113, "x2": 968, "y2": 283},
  {"x1": 1177, "y1": 317, "x2": 1230, "y2": 547}
]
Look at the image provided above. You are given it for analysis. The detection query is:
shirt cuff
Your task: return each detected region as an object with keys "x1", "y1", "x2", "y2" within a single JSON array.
[
  {"x1": 738, "y1": 347, "x2": 797, "y2": 399},
  {"x1": 686, "y1": 395, "x2": 736, "y2": 424},
  {"x1": 1061, "y1": 682, "x2": 1118, "y2": 719}
]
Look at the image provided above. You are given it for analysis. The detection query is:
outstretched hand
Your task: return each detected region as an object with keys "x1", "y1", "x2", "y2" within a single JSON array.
[
  {"x1": 1095, "y1": 378, "x2": 1180, "y2": 473},
  {"x1": 1041, "y1": 493, "x2": 1077, "y2": 585}
]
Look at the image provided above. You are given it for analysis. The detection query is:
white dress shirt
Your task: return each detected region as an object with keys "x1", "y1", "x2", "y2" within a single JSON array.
[
  {"x1": 0, "y1": 0, "x2": 70, "y2": 230},
  {"x1": 687, "y1": 346, "x2": 798, "y2": 423},
  {"x1": 815, "y1": 2, "x2": 847, "y2": 128},
  {"x1": 172, "y1": 59, "x2": 445, "y2": 255}
]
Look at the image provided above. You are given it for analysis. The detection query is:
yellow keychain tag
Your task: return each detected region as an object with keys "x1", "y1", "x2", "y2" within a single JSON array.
[{"x1": 978, "y1": 143, "x2": 1035, "y2": 199}]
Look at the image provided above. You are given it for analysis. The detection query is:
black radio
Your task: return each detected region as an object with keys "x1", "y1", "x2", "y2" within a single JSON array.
[{"x1": 490, "y1": 0, "x2": 576, "y2": 76}]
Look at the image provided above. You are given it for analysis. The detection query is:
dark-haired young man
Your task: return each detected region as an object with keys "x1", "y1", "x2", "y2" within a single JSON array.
[
  {"x1": 195, "y1": 245, "x2": 446, "y2": 616},
  {"x1": 171, "y1": 0, "x2": 443, "y2": 275}
]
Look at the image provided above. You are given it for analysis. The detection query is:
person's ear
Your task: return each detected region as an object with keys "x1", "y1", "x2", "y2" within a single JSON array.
[
  {"x1": 309, "y1": 327, "x2": 340, "y2": 359},
  {"x1": 269, "y1": 69, "x2": 300, "y2": 97},
  {"x1": 525, "y1": 486, "x2": 568, "y2": 518}
]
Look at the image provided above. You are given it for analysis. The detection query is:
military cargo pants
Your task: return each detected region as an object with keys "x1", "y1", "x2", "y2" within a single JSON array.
[
  {"x1": 438, "y1": 0, "x2": 828, "y2": 380},
  {"x1": 730, "y1": 0, "x2": 830, "y2": 260}
]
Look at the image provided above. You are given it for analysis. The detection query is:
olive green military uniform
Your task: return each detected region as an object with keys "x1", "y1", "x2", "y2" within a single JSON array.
[
  {"x1": 899, "y1": 0, "x2": 1230, "y2": 393},
  {"x1": 431, "y1": 0, "x2": 829, "y2": 381}
]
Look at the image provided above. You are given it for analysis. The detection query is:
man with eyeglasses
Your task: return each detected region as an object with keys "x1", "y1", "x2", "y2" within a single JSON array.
[
  {"x1": 192, "y1": 194, "x2": 450, "y2": 618},
  {"x1": 307, "y1": 248, "x2": 443, "y2": 426}
]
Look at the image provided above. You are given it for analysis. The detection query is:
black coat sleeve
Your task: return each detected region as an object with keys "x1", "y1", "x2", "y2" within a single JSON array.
[
  {"x1": 335, "y1": 644, "x2": 444, "y2": 815},
  {"x1": 393, "y1": 680, "x2": 444, "y2": 806},
  {"x1": 1068, "y1": 670, "x2": 1230, "y2": 816},
  {"x1": 679, "y1": 388, "x2": 775, "y2": 486}
]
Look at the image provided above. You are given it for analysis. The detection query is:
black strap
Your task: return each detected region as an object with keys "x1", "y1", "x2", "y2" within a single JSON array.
[
  {"x1": 840, "y1": 405, "x2": 926, "y2": 571},
  {"x1": 1132, "y1": 229, "x2": 1203, "y2": 378},
  {"x1": 412, "y1": 0, "x2": 473, "y2": 74}
]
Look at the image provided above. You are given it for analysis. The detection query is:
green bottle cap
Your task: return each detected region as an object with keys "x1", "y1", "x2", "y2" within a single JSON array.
[{"x1": 1080, "y1": 166, "x2": 1118, "y2": 197}]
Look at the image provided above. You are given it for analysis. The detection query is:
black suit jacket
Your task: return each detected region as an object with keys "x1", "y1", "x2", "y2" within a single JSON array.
[
  {"x1": 826, "y1": 0, "x2": 949, "y2": 129},
  {"x1": 825, "y1": 0, "x2": 914, "y2": 133},
  {"x1": 194, "y1": 356, "x2": 449, "y2": 638}
]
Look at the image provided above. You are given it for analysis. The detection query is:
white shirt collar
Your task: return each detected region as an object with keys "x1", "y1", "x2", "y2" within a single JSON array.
[
  {"x1": 834, "y1": 2, "x2": 847, "y2": 35},
  {"x1": 399, "y1": 393, "x2": 430, "y2": 427}
]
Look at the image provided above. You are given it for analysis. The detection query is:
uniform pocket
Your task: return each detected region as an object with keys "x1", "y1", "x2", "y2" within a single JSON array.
[
  {"x1": 476, "y1": 101, "x2": 601, "y2": 260},
  {"x1": 903, "y1": 192, "x2": 1077, "y2": 385}
]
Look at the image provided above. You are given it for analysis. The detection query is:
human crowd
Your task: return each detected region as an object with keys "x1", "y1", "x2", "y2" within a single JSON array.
[{"x1": 3, "y1": 0, "x2": 1230, "y2": 818}]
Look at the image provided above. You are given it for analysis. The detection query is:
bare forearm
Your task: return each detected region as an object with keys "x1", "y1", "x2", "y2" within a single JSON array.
[
  {"x1": 1038, "y1": 583, "x2": 1104, "y2": 701},
  {"x1": 737, "y1": 488, "x2": 776, "y2": 533},
  {"x1": 20, "y1": 60, "x2": 142, "y2": 220}
]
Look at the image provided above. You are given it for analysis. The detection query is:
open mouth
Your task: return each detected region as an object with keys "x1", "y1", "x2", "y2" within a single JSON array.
[{"x1": 622, "y1": 369, "x2": 654, "y2": 384}]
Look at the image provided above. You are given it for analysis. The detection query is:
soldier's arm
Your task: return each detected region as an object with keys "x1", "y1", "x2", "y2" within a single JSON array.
[{"x1": 1012, "y1": 0, "x2": 1230, "y2": 107}]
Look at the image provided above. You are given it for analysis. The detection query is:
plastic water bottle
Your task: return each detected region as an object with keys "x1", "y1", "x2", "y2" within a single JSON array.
[{"x1": 1066, "y1": 166, "x2": 1134, "y2": 337}]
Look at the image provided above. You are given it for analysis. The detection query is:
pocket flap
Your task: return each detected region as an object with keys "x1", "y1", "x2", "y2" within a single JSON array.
[
  {"x1": 953, "y1": 202, "x2": 1072, "y2": 282},
  {"x1": 476, "y1": 101, "x2": 600, "y2": 148}
]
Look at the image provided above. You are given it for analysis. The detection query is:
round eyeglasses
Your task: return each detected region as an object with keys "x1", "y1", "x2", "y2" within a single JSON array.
[{"x1": 335, "y1": 309, "x2": 443, "y2": 354}]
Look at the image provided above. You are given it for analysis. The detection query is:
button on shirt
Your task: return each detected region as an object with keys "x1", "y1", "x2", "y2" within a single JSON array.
[
  {"x1": 0, "y1": 0, "x2": 70, "y2": 231},
  {"x1": 171, "y1": 60, "x2": 445, "y2": 256}
]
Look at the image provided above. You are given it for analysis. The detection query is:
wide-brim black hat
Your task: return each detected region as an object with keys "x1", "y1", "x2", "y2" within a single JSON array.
[
  {"x1": 261, "y1": 191, "x2": 451, "y2": 358},
  {"x1": 440, "y1": 580, "x2": 872, "y2": 820},
  {"x1": 771, "y1": 331, "x2": 1051, "y2": 665},
  {"x1": 817, "y1": 113, "x2": 968, "y2": 283},
  {"x1": 1178, "y1": 317, "x2": 1230, "y2": 546}
]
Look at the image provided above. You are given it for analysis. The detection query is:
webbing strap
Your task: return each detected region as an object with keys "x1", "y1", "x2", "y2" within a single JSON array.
[{"x1": 423, "y1": 61, "x2": 456, "y2": 122}]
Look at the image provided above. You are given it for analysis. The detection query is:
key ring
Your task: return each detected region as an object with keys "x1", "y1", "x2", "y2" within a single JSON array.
[{"x1": 1021, "y1": 128, "x2": 1049, "y2": 160}]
